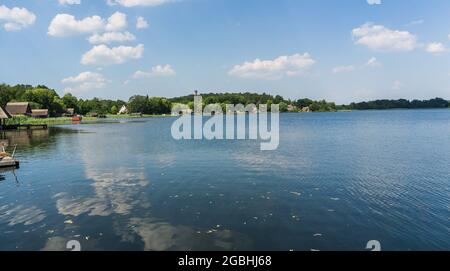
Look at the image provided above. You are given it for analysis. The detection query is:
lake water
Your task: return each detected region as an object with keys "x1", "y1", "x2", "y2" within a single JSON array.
[{"x1": 0, "y1": 110, "x2": 449, "y2": 251}]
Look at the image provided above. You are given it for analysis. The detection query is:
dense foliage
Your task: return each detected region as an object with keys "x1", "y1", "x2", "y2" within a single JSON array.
[
  {"x1": 128, "y1": 95, "x2": 172, "y2": 115},
  {"x1": 170, "y1": 92, "x2": 286, "y2": 105},
  {"x1": 169, "y1": 92, "x2": 337, "y2": 112},
  {"x1": 2, "y1": 84, "x2": 448, "y2": 116},
  {"x1": 343, "y1": 98, "x2": 449, "y2": 110},
  {"x1": 294, "y1": 98, "x2": 337, "y2": 112},
  {"x1": 0, "y1": 84, "x2": 126, "y2": 116}
]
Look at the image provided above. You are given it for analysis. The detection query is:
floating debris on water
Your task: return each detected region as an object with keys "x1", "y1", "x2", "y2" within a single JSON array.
[
  {"x1": 290, "y1": 192, "x2": 301, "y2": 196},
  {"x1": 313, "y1": 233, "x2": 322, "y2": 237},
  {"x1": 310, "y1": 249, "x2": 320, "y2": 251},
  {"x1": 64, "y1": 220, "x2": 73, "y2": 224},
  {"x1": 330, "y1": 197, "x2": 340, "y2": 201}
]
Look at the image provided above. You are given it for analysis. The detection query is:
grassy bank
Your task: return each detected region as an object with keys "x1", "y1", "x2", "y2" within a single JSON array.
[
  {"x1": 4, "y1": 114, "x2": 171, "y2": 126},
  {"x1": 5, "y1": 117, "x2": 97, "y2": 126},
  {"x1": 105, "y1": 114, "x2": 170, "y2": 119}
]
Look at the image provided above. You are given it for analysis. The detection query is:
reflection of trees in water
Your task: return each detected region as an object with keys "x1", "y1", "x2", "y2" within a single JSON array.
[{"x1": 0, "y1": 128, "x2": 82, "y2": 154}]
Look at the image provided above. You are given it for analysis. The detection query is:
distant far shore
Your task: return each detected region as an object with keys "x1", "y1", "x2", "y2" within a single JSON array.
[
  {"x1": 2, "y1": 84, "x2": 449, "y2": 118},
  {"x1": 11, "y1": 108, "x2": 450, "y2": 128}
]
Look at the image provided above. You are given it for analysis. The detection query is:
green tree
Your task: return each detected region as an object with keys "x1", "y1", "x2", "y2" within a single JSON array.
[
  {"x1": 62, "y1": 93, "x2": 79, "y2": 111},
  {"x1": 279, "y1": 102, "x2": 288, "y2": 112},
  {"x1": 111, "y1": 105, "x2": 118, "y2": 114},
  {"x1": 128, "y1": 95, "x2": 149, "y2": 113}
]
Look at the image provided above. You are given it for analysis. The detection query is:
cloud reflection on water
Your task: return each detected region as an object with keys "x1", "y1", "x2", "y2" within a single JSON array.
[
  {"x1": 0, "y1": 204, "x2": 46, "y2": 226},
  {"x1": 48, "y1": 125, "x2": 251, "y2": 250}
]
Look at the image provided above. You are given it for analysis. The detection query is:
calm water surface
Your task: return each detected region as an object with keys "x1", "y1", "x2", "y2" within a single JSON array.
[{"x1": 0, "y1": 110, "x2": 449, "y2": 251}]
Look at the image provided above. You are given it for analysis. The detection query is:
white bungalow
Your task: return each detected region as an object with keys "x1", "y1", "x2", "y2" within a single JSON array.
[{"x1": 118, "y1": 105, "x2": 128, "y2": 115}]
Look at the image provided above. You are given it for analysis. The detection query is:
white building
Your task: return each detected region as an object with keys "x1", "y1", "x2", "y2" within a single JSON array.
[{"x1": 118, "y1": 105, "x2": 128, "y2": 115}]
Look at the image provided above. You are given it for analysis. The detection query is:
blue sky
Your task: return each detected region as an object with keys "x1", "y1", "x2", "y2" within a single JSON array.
[{"x1": 1, "y1": 0, "x2": 450, "y2": 104}]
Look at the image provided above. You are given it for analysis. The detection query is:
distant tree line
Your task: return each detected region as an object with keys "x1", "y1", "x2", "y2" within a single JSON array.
[
  {"x1": 0, "y1": 84, "x2": 126, "y2": 116},
  {"x1": 341, "y1": 98, "x2": 449, "y2": 110},
  {"x1": 170, "y1": 92, "x2": 337, "y2": 112},
  {"x1": 0, "y1": 86, "x2": 339, "y2": 115},
  {"x1": 294, "y1": 98, "x2": 337, "y2": 112},
  {"x1": 3, "y1": 83, "x2": 448, "y2": 116},
  {"x1": 128, "y1": 95, "x2": 172, "y2": 115}
]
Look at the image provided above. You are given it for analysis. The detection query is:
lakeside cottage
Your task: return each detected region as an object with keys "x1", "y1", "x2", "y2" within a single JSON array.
[
  {"x1": 287, "y1": 105, "x2": 298, "y2": 112},
  {"x1": 0, "y1": 106, "x2": 11, "y2": 128},
  {"x1": 5, "y1": 102, "x2": 32, "y2": 116},
  {"x1": 31, "y1": 109, "x2": 49, "y2": 118},
  {"x1": 118, "y1": 105, "x2": 128, "y2": 115},
  {"x1": 301, "y1": 106, "x2": 311, "y2": 113},
  {"x1": 64, "y1": 108, "x2": 75, "y2": 117}
]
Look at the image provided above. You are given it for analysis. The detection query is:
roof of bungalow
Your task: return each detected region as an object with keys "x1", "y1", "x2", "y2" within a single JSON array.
[
  {"x1": 31, "y1": 109, "x2": 49, "y2": 117},
  {"x1": 0, "y1": 106, "x2": 11, "y2": 119},
  {"x1": 5, "y1": 102, "x2": 32, "y2": 115}
]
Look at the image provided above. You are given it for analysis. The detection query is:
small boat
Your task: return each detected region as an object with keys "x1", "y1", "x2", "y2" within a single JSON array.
[
  {"x1": 0, "y1": 145, "x2": 19, "y2": 168},
  {"x1": 72, "y1": 115, "x2": 82, "y2": 122}
]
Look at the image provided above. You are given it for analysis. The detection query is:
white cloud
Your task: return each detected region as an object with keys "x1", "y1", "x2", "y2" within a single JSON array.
[
  {"x1": 48, "y1": 14, "x2": 104, "y2": 36},
  {"x1": 106, "y1": 12, "x2": 127, "y2": 32},
  {"x1": 365, "y1": 57, "x2": 382, "y2": 67},
  {"x1": 133, "y1": 65, "x2": 176, "y2": 78},
  {"x1": 352, "y1": 23, "x2": 418, "y2": 51},
  {"x1": 367, "y1": 0, "x2": 381, "y2": 5},
  {"x1": 228, "y1": 53, "x2": 315, "y2": 80},
  {"x1": 62, "y1": 71, "x2": 108, "y2": 93},
  {"x1": 88, "y1": 31, "x2": 135, "y2": 44},
  {"x1": 107, "y1": 0, "x2": 172, "y2": 7},
  {"x1": 332, "y1": 65, "x2": 355, "y2": 74},
  {"x1": 333, "y1": 57, "x2": 381, "y2": 74},
  {"x1": 48, "y1": 12, "x2": 127, "y2": 37},
  {"x1": 62, "y1": 71, "x2": 106, "y2": 83},
  {"x1": 81, "y1": 44, "x2": 144, "y2": 65},
  {"x1": 58, "y1": 0, "x2": 81, "y2": 5},
  {"x1": 407, "y1": 19, "x2": 424, "y2": 26},
  {"x1": 136, "y1": 16, "x2": 149, "y2": 29},
  {"x1": 425, "y1": 42, "x2": 446, "y2": 54},
  {"x1": 392, "y1": 80, "x2": 403, "y2": 90},
  {"x1": 0, "y1": 5, "x2": 36, "y2": 31}
]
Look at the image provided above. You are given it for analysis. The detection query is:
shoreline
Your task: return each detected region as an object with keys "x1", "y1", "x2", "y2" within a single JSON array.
[
  {"x1": 5, "y1": 108, "x2": 450, "y2": 128},
  {"x1": 5, "y1": 114, "x2": 170, "y2": 127}
]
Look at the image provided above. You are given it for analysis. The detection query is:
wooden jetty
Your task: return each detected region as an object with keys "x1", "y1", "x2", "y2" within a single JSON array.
[
  {"x1": 2, "y1": 124, "x2": 48, "y2": 130},
  {"x1": 0, "y1": 145, "x2": 19, "y2": 169}
]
